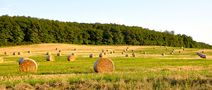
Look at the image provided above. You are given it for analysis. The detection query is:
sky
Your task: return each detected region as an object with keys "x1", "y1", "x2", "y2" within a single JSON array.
[{"x1": 0, "y1": 0, "x2": 212, "y2": 45}]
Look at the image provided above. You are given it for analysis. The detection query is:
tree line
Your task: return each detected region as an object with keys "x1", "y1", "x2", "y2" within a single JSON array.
[{"x1": 0, "y1": 15, "x2": 211, "y2": 48}]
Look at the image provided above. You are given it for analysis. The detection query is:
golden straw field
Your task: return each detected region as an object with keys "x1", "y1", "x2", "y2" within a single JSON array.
[{"x1": 0, "y1": 43, "x2": 211, "y2": 89}]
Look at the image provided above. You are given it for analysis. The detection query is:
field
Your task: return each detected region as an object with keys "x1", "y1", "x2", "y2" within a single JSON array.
[{"x1": 0, "y1": 43, "x2": 212, "y2": 90}]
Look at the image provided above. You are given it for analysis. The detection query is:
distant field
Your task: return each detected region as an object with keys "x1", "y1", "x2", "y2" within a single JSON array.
[{"x1": 0, "y1": 44, "x2": 211, "y2": 89}]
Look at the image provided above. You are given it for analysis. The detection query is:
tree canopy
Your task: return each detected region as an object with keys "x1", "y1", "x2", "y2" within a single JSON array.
[{"x1": 0, "y1": 15, "x2": 211, "y2": 48}]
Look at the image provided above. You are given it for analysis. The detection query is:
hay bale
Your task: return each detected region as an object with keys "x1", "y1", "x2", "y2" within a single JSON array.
[
  {"x1": 121, "y1": 52, "x2": 124, "y2": 55},
  {"x1": 132, "y1": 53, "x2": 136, "y2": 57},
  {"x1": 99, "y1": 53, "x2": 104, "y2": 58},
  {"x1": 123, "y1": 50, "x2": 126, "y2": 52},
  {"x1": 103, "y1": 52, "x2": 107, "y2": 55},
  {"x1": 13, "y1": 52, "x2": 16, "y2": 55},
  {"x1": 46, "y1": 52, "x2": 51, "y2": 55},
  {"x1": 201, "y1": 51, "x2": 205, "y2": 53},
  {"x1": 73, "y1": 48, "x2": 77, "y2": 51},
  {"x1": 125, "y1": 54, "x2": 129, "y2": 57},
  {"x1": 4, "y1": 52, "x2": 7, "y2": 55},
  {"x1": 197, "y1": 52, "x2": 206, "y2": 58},
  {"x1": 59, "y1": 50, "x2": 62, "y2": 52},
  {"x1": 47, "y1": 55, "x2": 54, "y2": 61},
  {"x1": 93, "y1": 58, "x2": 115, "y2": 73},
  {"x1": 18, "y1": 52, "x2": 21, "y2": 55},
  {"x1": 57, "y1": 52, "x2": 62, "y2": 56},
  {"x1": 162, "y1": 53, "x2": 165, "y2": 56},
  {"x1": 0, "y1": 57, "x2": 4, "y2": 63},
  {"x1": 89, "y1": 53, "x2": 94, "y2": 58},
  {"x1": 19, "y1": 58, "x2": 38, "y2": 72},
  {"x1": 67, "y1": 53, "x2": 75, "y2": 61},
  {"x1": 28, "y1": 51, "x2": 31, "y2": 54},
  {"x1": 55, "y1": 48, "x2": 58, "y2": 50},
  {"x1": 143, "y1": 52, "x2": 147, "y2": 55},
  {"x1": 113, "y1": 51, "x2": 115, "y2": 53},
  {"x1": 102, "y1": 49, "x2": 105, "y2": 53},
  {"x1": 110, "y1": 51, "x2": 113, "y2": 54}
]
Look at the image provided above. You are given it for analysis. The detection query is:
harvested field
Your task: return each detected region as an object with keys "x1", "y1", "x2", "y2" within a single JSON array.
[{"x1": 0, "y1": 43, "x2": 211, "y2": 89}]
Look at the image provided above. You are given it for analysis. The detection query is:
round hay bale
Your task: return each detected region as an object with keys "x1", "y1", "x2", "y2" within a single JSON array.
[
  {"x1": 0, "y1": 57, "x2": 4, "y2": 63},
  {"x1": 103, "y1": 52, "x2": 107, "y2": 55},
  {"x1": 162, "y1": 53, "x2": 165, "y2": 56},
  {"x1": 13, "y1": 52, "x2": 16, "y2": 55},
  {"x1": 4, "y1": 52, "x2": 7, "y2": 55},
  {"x1": 201, "y1": 51, "x2": 205, "y2": 53},
  {"x1": 99, "y1": 53, "x2": 104, "y2": 58},
  {"x1": 55, "y1": 48, "x2": 58, "y2": 50},
  {"x1": 67, "y1": 53, "x2": 75, "y2": 61},
  {"x1": 110, "y1": 51, "x2": 113, "y2": 54},
  {"x1": 28, "y1": 51, "x2": 31, "y2": 54},
  {"x1": 125, "y1": 54, "x2": 129, "y2": 57},
  {"x1": 89, "y1": 53, "x2": 94, "y2": 58},
  {"x1": 143, "y1": 52, "x2": 147, "y2": 55},
  {"x1": 123, "y1": 50, "x2": 126, "y2": 52},
  {"x1": 73, "y1": 48, "x2": 77, "y2": 51},
  {"x1": 132, "y1": 53, "x2": 136, "y2": 57},
  {"x1": 59, "y1": 50, "x2": 62, "y2": 52},
  {"x1": 19, "y1": 58, "x2": 38, "y2": 72},
  {"x1": 113, "y1": 51, "x2": 115, "y2": 53},
  {"x1": 102, "y1": 49, "x2": 105, "y2": 53},
  {"x1": 46, "y1": 52, "x2": 51, "y2": 55},
  {"x1": 93, "y1": 58, "x2": 115, "y2": 73},
  {"x1": 179, "y1": 51, "x2": 181, "y2": 53},
  {"x1": 47, "y1": 55, "x2": 54, "y2": 61},
  {"x1": 121, "y1": 52, "x2": 124, "y2": 55},
  {"x1": 57, "y1": 52, "x2": 62, "y2": 56},
  {"x1": 18, "y1": 52, "x2": 21, "y2": 55}
]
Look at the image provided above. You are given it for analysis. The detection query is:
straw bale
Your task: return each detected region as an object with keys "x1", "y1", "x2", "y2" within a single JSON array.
[
  {"x1": 18, "y1": 52, "x2": 21, "y2": 55},
  {"x1": 125, "y1": 54, "x2": 129, "y2": 57},
  {"x1": 132, "y1": 53, "x2": 136, "y2": 57},
  {"x1": 94, "y1": 58, "x2": 115, "y2": 73},
  {"x1": 89, "y1": 53, "x2": 94, "y2": 58},
  {"x1": 46, "y1": 52, "x2": 51, "y2": 55},
  {"x1": 47, "y1": 55, "x2": 54, "y2": 61},
  {"x1": 99, "y1": 53, "x2": 104, "y2": 58},
  {"x1": 28, "y1": 51, "x2": 31, "y2": 54},
  {"x1": 67, "y1": 53, "x2": 75, "y2": 61},
  {"x1": 57, "y1": 52, "x2": 62, "y2": 56},
  {"x1": 13, "y1": 52, "x2": 16, "y2": 55},
  {"x1": 4, "y1": 52, "x2": 7, "y2": 55},
  {"x1": 19, "y1": 58, "x2": 38, "y2": 72}
]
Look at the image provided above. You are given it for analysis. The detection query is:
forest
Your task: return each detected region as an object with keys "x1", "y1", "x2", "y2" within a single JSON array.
[{"x1": 0, "y1": 15, "x2": 211, "y2": 48}]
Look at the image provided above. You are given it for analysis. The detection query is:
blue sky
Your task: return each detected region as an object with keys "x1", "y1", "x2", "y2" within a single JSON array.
[{"x1": 0, "y1": 0, "x2": 212, "y2": 44}]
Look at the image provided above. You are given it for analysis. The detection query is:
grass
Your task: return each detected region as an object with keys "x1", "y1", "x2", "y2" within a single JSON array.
[{"x1": 0, "y1": 44, "x2": 211, "y2": 89}]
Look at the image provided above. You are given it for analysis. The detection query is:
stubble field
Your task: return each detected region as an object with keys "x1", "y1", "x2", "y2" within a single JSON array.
[{"x1": 0, "y1": 43, "x2": 211, "y2": 90}]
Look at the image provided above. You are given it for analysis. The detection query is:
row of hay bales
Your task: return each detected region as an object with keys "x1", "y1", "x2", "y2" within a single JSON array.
[
  {"x1": 18, "y1": 56, "x2": 115, "y2": 73},
  {"x1": 18, "y1": 48, "x2": 116, "y2": 73},
  {"x1": 3, "y1": 51, "x2": 31, "y2": 56}
]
